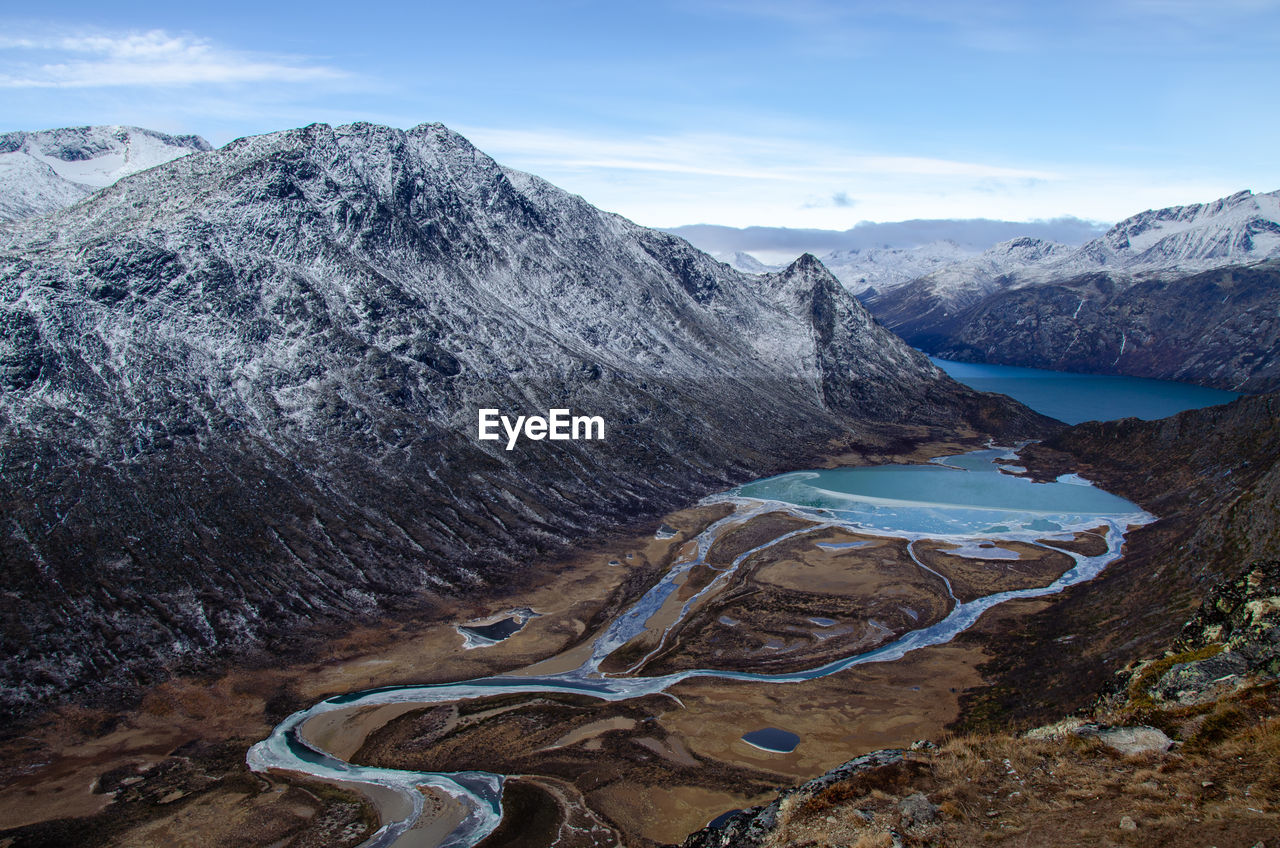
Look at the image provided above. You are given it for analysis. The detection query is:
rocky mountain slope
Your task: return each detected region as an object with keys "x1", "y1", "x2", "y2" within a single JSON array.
[
  {"x1": 922, "y1": 261, "x2": 1280, "y2": 391},
  {"x1": 0, "y1": 121, "x2": 1048, "y2": 721},
  {"x1": 860, "y1": 236, "x2": 1074, "y2": 334},
  {"x1": 0, "y1": 125, "x2": 211, "y2": 221},
  {"x1": 863, "y1": 190, "x2": 1280, "y2": 390}
]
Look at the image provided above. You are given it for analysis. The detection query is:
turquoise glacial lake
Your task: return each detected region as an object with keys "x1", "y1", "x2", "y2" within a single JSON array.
[
  {"x1": 735, "y1": 449, "x2": 1144, "y2": 537},
  {"x1": 931, "y1": 357, "x2": 1242, "y2": 424}
]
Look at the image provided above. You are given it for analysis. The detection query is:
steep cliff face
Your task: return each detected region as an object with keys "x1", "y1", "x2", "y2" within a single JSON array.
[{"x1": 0, "y1": 121, "x2": 1048, "y2": 719}]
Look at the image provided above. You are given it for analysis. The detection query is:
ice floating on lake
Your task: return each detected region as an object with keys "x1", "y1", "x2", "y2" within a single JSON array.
[
  {"x1": 941, "y1": 541, "x2": 1021, "y2": 560},
  {"x1": 1056, "y1": 473, "x2": 1092, "y2": 486},
  {"x1": 816, "y1": 540, "x2": 875, "y2": 550}
]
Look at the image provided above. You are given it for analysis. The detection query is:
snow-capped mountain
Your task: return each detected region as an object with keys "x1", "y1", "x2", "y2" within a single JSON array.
[
  {"x1": 713, "y1": 250, "x2": 780, "y2": 274},
  {"x1": 1077, "y1": 189, "x2": 1280, "y2": 269},
  {"x1": 0, "y1": 121, "x2": 1045, "y2": 716},
  {"x1": 821, "y1": 240, "x2": 982, "y2": 295},
  {"x1": 0, "y1": 154, "x2": 94, "y2": 223},
  {"x1": 0, "y1": 125, "x2": 211, "y2": 221},
  {"x1": 861, "y1": 237, "x2": 1077, "y2": 333},
  {"x1": 871, "y1": 190, "x2": 1280, "y2": 311},
  {"x1": 864, "y1": 190, "x2": 1280, "y2": 391}
]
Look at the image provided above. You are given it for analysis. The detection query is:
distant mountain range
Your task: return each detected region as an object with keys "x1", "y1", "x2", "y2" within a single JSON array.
[
  {"x1": 711, "y1": 241, "x2": 982, "y2": 295},
  {"x1": 674, "y1": 219, "x2": 1115, "y2": 299},
  {"x1": 0, "y1": 125, "x2": 211, "y2": 221},
  {"x1": 0, "y1": 122, "x2": 1041, "y2": 717},
  {"x1": 667, "y1": 217, "x2": 1108, "y2": 265},
  {"x1": 863, "y1": 190, "x2": 1280, "y2": 391}
]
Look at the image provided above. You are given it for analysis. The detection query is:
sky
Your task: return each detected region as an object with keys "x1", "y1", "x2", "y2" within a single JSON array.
[{"x1": 3, "y1": 0, "x2": 1279, "y2": 230}]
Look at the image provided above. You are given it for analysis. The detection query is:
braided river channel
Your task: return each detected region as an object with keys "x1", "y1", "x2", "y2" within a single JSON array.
[{"x1": 247, "y1": 446, "x2": 1152, "y2": 848}]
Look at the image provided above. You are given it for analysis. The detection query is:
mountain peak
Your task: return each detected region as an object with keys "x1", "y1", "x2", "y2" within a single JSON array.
[
  {"x1": 1095, "y1": 188, "x2": 1280, "y2": 267},
  {"x1": 779, "y1": 252, "x2": 843, "y2": 285},
  {"x1": 771, "y1": 252, "x2": 843, "y2": 301}
]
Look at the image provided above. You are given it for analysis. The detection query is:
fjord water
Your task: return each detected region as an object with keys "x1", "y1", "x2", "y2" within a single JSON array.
[{"x1": 931, "y1": 357, "x2": 1241, "y2": 424}]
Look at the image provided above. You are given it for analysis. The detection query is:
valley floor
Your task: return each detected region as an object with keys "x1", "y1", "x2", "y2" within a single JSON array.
[{"x1": 0, "y1": 431, "x2": 1209, "y2": 848}]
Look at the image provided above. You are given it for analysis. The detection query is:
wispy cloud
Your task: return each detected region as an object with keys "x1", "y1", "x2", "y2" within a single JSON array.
[
  {"x1": 461, "y1": 126, "x2": 1058, "y2": 183},
  {"x1": 0, "y1": 29, "x2": 346, "y2": 88},
  {"x1": 453, "y1": 123, "x2": 1246, "y2": 229},
  {"x1": 802, "y1": 191, "x2": 857, "y2": 209}
]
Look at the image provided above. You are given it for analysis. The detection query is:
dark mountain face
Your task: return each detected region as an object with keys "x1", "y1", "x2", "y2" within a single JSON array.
[
  {"x1": 868, "y1": 261, "x2": 1280, "y2": 393},
  {"x1": 0, "y1": 121, "x2": 1049, "y2": 719}
]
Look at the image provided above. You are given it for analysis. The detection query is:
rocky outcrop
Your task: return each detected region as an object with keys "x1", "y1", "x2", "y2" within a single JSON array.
[
  {"x1": 1143, "y1": 559, "x2": 1280, "y2": 706},
  {"x1": 681, "y1": 750, "x2": 906, "y2": 848},
  {"x1": 1070, "y1": 724, "x2": 1173, "y2": 755},
  {"x1": 1090, "y1": 560, "x2": 1280, "y2": 714},
  {"x1": 1176, "y1": 560, "x2": 1280, "y2": 662},
  {"x1": 0, "y1": 122, "x2": 1049, "y2": 721}
]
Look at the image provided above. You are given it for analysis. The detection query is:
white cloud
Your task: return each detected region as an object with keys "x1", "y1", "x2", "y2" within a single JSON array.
[
  {"x1": 461, "y1": 125, "x2": 1057, "y2": 184},
  {"x1": 0, "y1": 29, "x2": 346, "y2": 88},
  {"x1": 455, "y1": 124, "x2": 1252, "y2": 229}
]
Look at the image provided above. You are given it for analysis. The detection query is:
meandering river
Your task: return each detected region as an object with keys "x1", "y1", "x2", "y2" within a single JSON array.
[{"x1": 247, "y1": 447, "x2": 1152, "y2": 848}]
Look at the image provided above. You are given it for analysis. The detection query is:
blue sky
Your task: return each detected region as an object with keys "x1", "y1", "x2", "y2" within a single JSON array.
[{"x1": 3, "y1": 0, "x2": 1278, "y2": 228}]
